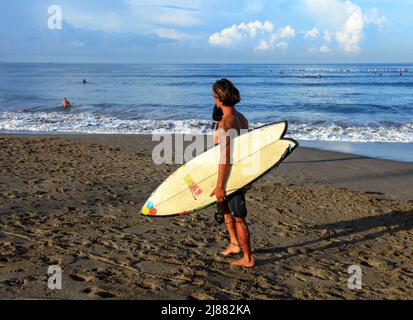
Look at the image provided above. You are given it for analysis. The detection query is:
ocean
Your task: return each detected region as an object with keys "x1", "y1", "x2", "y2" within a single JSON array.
[{"x1": 1, "y1": 63, "x2": 412, "y2": 161}]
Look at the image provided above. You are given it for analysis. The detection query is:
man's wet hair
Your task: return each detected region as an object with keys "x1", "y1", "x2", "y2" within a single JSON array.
[{"x1": 213, "y1": 79, "x2": 241, "y2": 107}]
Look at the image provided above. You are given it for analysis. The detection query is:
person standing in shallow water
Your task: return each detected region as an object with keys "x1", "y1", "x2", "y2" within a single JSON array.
[
  {"x1": 62, "y1": 97, "x2": 71, "y2": 109},
  {"x1": 210, "y1": 79, "x2": 255, "y2": 268}
]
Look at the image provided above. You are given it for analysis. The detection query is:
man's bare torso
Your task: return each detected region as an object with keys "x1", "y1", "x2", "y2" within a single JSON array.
[
  {"x1": 220, "y1": 110, "x2": 248, "y2": 133},
  {"x1": 214, "y1": 110, "x2": 248, "y2": 145}
]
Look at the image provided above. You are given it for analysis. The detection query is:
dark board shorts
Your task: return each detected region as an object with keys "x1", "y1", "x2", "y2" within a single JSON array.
[{"x1": 217, "y1": 188, "x2": 248, "y2": 218}]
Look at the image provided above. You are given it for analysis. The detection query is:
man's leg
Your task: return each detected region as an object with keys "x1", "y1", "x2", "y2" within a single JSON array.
[
  {"x1": 231, "y1": 218, "x2": 255, "y2": 268},
  {"x1": 218, "y1": 201, "x2": 241, "y2": 256},
  {"x1": 221, "y1": 213, "x2": 241, "y2": 256}
]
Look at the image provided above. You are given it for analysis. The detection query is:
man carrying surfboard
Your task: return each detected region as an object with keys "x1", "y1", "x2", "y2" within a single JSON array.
[{"x1": 210, "y1": 79, "x2": 255, "y2": 268}]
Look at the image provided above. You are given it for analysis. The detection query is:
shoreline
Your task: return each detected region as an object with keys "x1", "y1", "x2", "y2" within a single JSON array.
[
  {"x1": 1, "y1": 133, "x2": 413, "y2": 201},
  {"x1": 1, "y1": 134, "x2": 413, "y2": 299},
  {"x1": 0, "y1": 132, "x2": 412, "y2": 163}
]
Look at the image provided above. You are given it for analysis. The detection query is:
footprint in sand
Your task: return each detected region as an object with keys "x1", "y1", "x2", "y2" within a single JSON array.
[
  {"x1": 69, "y1": 273, "x2": 96, "y2": 282},
  {"x1": 82, "y1": 287, "x2": 117, "y2": 299},
  {"x1": 189, "y1": 291, "x2": 216, "y2": 300},
  {"x1": 137, "y1": 261, "x2": 177, "y2": 276}
]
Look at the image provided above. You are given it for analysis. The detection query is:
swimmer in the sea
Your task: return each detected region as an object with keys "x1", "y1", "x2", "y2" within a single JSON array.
[{"x1": 63, "y1": 98, "x2": 71, "y2": 109}]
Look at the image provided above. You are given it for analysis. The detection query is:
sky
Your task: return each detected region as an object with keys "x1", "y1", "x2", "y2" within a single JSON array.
[{"x1": 0, "y1": 0, "x2": 412, "y2": 63}]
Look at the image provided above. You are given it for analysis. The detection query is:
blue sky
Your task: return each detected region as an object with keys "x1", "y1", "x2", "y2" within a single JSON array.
[{"x1": 0, "y1": 0, "x2": 412, "y2": 63}]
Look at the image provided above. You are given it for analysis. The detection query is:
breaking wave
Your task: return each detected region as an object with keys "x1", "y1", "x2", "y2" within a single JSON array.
[{"x1": 1, "y1": 111, "x2": 412, "y2": 143}]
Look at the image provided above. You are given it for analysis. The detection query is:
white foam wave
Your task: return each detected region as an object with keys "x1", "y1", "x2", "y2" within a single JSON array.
[
  {"x1": 1, "y1": 112, "x2": 412, "y2": 143},
  {"x1": 289, "y1": 123, "x2": 413, "y2": 143},
  {"x1": 0, "y1": 112, "x2": 211, "y2": 135}
]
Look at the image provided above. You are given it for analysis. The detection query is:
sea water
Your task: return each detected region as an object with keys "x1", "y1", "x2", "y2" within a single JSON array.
[{"x1": 0, "y1": 63, "x2": 412, "y2": 161}]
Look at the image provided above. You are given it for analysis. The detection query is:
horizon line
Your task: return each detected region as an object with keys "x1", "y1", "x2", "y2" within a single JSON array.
[{"x1": 1, "y1": 61, "x2": 413, "y2": 65}]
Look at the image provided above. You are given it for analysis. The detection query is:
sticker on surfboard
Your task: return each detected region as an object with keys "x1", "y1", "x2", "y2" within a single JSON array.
[
  {"x1": 183, "y1": 175, "x2": 203, "y2": 199},
  {"x1": 142, "y1": 201, "x2": 157, "y2": 216}
]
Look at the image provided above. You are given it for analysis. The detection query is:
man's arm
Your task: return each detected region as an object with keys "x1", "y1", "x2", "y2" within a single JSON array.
[
  {"x1": 217, "y1": 133, "x2": 231, "y2": 188},
  {"x1": 210, "y1": 126, "x2": 232, "y2": 203}
]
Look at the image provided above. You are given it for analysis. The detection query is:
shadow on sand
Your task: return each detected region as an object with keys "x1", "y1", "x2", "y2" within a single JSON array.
[
  {"x1": 284, "y1": 156, "x2": 369, "y2": 164},
  {"x1": 255, "y1": 209, "x2": 413, "y2": 266}
]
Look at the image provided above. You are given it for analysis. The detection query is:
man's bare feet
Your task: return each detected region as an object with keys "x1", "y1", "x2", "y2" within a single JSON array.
[
  {"x1": 231, "y1": 257, "x2": 255, "y2": 268},
  {"x1": 221, "y1": 243, "x2": 241, "y2": 256}
]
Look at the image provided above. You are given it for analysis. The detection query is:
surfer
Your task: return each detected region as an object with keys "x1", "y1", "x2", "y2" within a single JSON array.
[
  {"x1": 62, "y1": 97, "x2": 71, "y2": 109},
  {"x1": 209, "y1": 79, "x2": 255, "y2": 268}
]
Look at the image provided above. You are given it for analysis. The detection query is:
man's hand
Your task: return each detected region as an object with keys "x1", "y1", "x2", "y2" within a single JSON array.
[
  {"x1": 213, "y1": 130, "x2": 219, "y2": 145},
  {"x1": 210, "y1": 186, "x2": 226, "y2": 203}
]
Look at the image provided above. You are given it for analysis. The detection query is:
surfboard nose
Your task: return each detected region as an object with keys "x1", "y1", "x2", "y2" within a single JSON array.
[{"x1": 141, "y1": 200, "x2": 157, "y2": 216}]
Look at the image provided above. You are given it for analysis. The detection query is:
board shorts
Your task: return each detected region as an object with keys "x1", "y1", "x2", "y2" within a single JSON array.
[{"x1": 217, "y1": 188, "x2": 248, "y2": 218}]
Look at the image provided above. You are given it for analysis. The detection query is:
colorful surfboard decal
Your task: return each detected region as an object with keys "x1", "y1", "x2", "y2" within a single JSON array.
[
  {"x1": 143, "y1": 199, "x2": 209, "y2": 217},
  {"x1": 183, "y1": 175, "x2": 203, "y2": 197},
  {"x1": 142, "y1": 201, "x2": 157, "y2": 216}
]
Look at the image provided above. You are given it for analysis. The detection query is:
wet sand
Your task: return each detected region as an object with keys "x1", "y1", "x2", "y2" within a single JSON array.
[{"x1": 1, "y1": 134, "x2": 413, "y2": 300}]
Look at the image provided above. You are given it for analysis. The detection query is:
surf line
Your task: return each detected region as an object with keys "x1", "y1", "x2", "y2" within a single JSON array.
[{"x1": 161, "y1": 304, "x2": 196, "y2": 318}]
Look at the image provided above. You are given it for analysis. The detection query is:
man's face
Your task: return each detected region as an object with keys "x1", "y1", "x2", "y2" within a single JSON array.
[{"x1": 214, "y1": 95, "x2": 222, "y2": 108}]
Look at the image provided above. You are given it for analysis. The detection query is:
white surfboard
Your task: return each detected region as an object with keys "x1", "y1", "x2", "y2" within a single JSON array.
[{"x1": 141, "y1": 121, "x2": 298, "y2": 217}]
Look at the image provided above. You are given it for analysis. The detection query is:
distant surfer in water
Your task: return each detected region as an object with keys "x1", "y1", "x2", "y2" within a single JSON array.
[
  {"x1": 62, "y1": 97, "x2": 71, "y2": 109},
  {"x1": 210, "y1": 79, "x2": 255, "y2": 268}
]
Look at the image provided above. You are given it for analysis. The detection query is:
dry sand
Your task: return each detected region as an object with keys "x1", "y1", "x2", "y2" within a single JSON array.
[{"x1": 1, "y1": 134, "x2": 413, "y2": 300}]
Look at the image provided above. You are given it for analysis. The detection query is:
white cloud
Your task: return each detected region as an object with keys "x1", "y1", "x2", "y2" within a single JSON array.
[
  {"x1": 254, "y1": 39, "x2": 272, "y2": 51},
  {"x1": 255, "y1": 39, "x2": 288, "y2": 51},
  {"x1": 127, "y1": 0, "x2": 202, "y2": 31},
  {"x1": 320, "y1": 45, "x2": 332, "y2": 53},
  {"x1": 209, "y1": 25, "x2": 242, "y2": 46},
  {"x1": 276, "y1": 41, "x2": 289, "y2": 50},
  {"x1": 208, "y1": 1, "x2": 386, "y2": 55},
  {"x1": 335, "y1": 1, "x2": 364, "y2": 54},
  {"x1": 364, "y1": 8, "x2": 387, "y2": 27},
  {"x1": 305, "y1": 27, "x2": 320, "y2": 39},
  {"x1": 323, "y1": 31, "x2": 333, "y2": 42},
  {"x1": 209, "y1": 20, "x2": 274, "y2": 47},
  {"x1": 303, "y1": 0, "x2": 387, "y2": 55},
  {"x1": 153, "y1": 28, "x2": 192, "y2": 40},
  {"x1": 210, "y1": 21, "x2": 296, "y2": 52},
  {"x1": 154, "y1": 11, "x2": 201, "y2": 27},
  {"x1": 303, "y1": 0, "x2": 350, "y2": 29},
  {"x1": 254, "y1": 34, "x2": 280, "y2": 51},
  {"x1": 279, "y1": 25, "x2": 296, "y2": 38},
  {"x1": 240, "y1": 21, "x2": 274, "y2": 37}
]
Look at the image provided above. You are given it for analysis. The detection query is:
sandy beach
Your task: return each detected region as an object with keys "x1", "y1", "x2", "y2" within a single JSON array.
[{"x1": 1, "y1": 134, "x2": 413, "y2": 300}]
